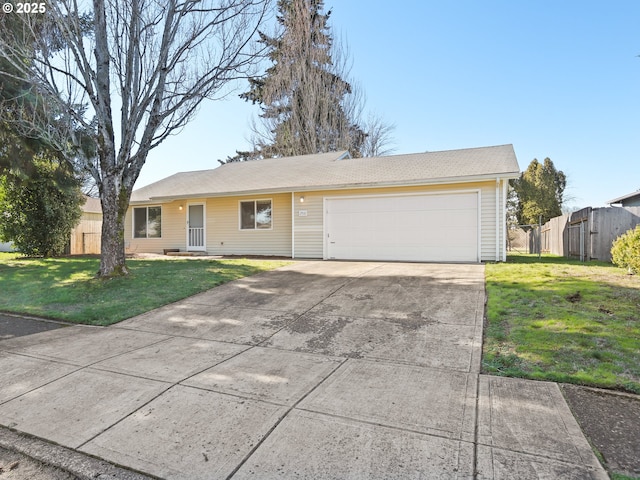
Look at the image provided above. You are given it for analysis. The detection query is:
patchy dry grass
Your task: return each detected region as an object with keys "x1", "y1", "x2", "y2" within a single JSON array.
[{"x1": 484, "y1": 254, "x2": 640, "y2": 394}]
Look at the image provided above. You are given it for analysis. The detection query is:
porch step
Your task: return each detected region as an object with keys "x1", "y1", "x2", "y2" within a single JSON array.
[{"x1": 165, "y1": 251, "x2": 208, "y2": 257}]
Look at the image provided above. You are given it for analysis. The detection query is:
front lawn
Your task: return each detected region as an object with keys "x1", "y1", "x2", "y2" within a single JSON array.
[
  {"x1": 0, "y1": 253, "x2": 291, "y2": 325},
  {"x1": 484, "y1": 254, "x2": 640, "y2": 394}
]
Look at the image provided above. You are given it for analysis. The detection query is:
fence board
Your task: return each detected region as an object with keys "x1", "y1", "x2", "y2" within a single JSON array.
[
  {"x1": 533, "y1": 207, "x2": 640, "y2": 262},
  {"x1": 540, "y1": 214, "x2": 568, "y2": 255},
  {"x1": 591, "y1": 207, "x2": 640, "y2": 261},
  {"x1": 70, "y1": 212, "x2": 102, "y2": 254}
]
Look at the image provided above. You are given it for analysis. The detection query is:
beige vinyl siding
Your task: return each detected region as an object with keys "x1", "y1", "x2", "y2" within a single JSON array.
[
  {"x1": 479, "y1": 182, "x2": 497, "y2": 261},
  {"x1": 499, "y1": 179, "x2": 508, "y2": 261},
  {"x1": 204, "y1": 193, "x2": 291, "y2": 256},
  {"x1": 126, "y1": 181, "x2": 507, "y2": 260},
  {"x1": 479, "y1": 179, "x2": 508, "y2": 262},
  {"x1": 293, "y1": 181, "x2": 503, "y2": 261},
  {"x1": 126, "y1": 194, "x2": 292, "y2": 256},
  {"x1": 125, "y1": 201, "x2": 186, "y2": 254},
  {"x1": 292, "y1": 192, "x2": 325, "y2": 259}
]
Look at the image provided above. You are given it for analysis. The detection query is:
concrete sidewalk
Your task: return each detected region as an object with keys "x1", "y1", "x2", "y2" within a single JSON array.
[{"x1": 0, "y1": 261, "x2": 608, "y2": 479}]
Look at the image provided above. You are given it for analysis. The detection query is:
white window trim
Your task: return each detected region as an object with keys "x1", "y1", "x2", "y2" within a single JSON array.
[
  {"x1": 238, "y1": 198, "x2": 273, "y2": 231},
  {"x1": 132, "y1": 205, "x2": 162, "y2": 239}
]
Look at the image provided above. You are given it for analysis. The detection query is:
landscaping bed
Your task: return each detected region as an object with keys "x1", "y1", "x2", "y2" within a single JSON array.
[{"x1": 0, "y1": 252, "x2": 290, "y2": 326}]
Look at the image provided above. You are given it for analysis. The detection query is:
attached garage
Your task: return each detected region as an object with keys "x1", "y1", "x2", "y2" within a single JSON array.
[
  {"x1": 128, "y1": 145, "x2": 520, "y2": 262},
  {"x1": 324, "y1": 191, "x2": 480, "y2": 262}
]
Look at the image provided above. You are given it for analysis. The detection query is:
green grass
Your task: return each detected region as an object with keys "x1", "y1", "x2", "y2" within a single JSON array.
[
  {"x1": 484, "y1": 253, "x2": 640, "y2": 394},
  {"x1": 0, "y1": 252, "x2": 291, "y2": 325},
  {"x1": 611, "y1": 473, "x2": 640, "y2": 480}
]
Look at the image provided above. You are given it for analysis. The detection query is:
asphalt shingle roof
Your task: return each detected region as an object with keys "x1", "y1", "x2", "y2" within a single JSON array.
[{"x1": 131, "y1": 144, "x2": 520, "y2": 203}]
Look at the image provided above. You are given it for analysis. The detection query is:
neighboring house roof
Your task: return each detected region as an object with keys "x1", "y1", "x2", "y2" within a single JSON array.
[
  {"x1": 82, "y1": 196, "x2": 102, "y2": 214},
  {"x1": 131, "y1": 144, "x2": 520, "y2": 203},
  {"x1": 608, "y1": 190, "x2": 640, "y2": 206}
]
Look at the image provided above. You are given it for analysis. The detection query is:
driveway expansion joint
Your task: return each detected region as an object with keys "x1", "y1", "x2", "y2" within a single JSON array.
[
  {"x1": 224, "y1": 356, "x2": 349, "y2": 479},
  {"x1": 0, "y1": 262, "x2": 610, "y2": 479},
  {"x1": 292, "y1": 406, "x2": 473, "y2": 442},
  {"x1": 76, "y1": 343, "x2": 259, "y2": 451}
]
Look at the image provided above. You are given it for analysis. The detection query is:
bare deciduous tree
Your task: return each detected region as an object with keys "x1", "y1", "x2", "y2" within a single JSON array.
[
  {"x1": 360, "y1": 113, "x2": 396, "y2": 157},
  {"x1": 0, "y1": 0, "x2": 270, "y2": 276}
]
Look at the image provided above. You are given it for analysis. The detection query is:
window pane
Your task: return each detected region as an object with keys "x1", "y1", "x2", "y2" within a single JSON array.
[
  {"x1": 240, "y1": 201, "x2": 255, "y2": 229},
  {"x1": 133, "y1": 208, "x2": 147, "y2": 238},
  {"x1": 188, "y1": 205, "x2": 203, "y2": 228},
  {"x1": 256, "y1": 200, "x2": 272, "y2": 229},
  {"x1": 147, "y1": 207, "x2": 162, "y2": 238}
]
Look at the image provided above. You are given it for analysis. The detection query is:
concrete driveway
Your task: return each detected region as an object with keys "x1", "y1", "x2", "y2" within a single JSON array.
[{"x1": 0, "y1": 261, "x2": 607, "y2": 479}]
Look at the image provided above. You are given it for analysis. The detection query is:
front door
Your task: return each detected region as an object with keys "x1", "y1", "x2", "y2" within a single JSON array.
[{"x1": 187, "y1": 204, "x2": 205, "y2": 250}]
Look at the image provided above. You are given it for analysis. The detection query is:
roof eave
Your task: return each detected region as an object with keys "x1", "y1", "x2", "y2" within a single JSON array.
[
  {"x1": 607, "y1": 192, "x2": 640, "y2": 205},
  {"x1": 130, "y1": 171, "x2": 521, "y2": 204}
]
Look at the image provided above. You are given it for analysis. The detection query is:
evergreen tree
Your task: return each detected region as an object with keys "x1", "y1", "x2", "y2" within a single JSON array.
[
  {"x1": 0, "y1": 156, "x2": 84, "y2": 257},
  {"x1": 239, "y1": 0, "x2": 366, "y2": 159},
  {"x1": 511, "y1": 158, "x2": 567, "y2": 226},
  {"x1": 0, "y1": 13, "x2": 47, "y2": 176}
]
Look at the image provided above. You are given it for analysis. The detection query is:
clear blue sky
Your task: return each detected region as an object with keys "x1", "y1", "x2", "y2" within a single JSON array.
[{"x1": 136, "y1": 1, "x2": 640, "y2": 209}]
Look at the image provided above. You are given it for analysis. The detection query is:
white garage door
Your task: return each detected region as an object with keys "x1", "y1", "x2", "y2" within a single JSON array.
[{"x1": 325, "y1": 192, "x2": 479, "y2": 262}]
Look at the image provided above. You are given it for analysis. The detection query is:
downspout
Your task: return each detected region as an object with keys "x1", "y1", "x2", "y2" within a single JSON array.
[
  {"x1": 291, "y1": 192, "x2": 295, "y2": 259},
  {"x1": 496, "y1": 178, "x2": 500, "y2": 261},
  {"x1": 502, "y1": 179, "x2": 508, "y2": 261}
]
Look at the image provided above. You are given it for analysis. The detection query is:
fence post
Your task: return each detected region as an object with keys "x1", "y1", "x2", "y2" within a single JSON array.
[
  {"x1": 538, "y1": 215, "x2": 542, "y2": 260},
  {"x1": 580, "y1": 221, "x2": 585, "y2": 262}
]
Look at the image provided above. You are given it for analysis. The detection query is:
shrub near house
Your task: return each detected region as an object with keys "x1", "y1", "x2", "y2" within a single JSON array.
[
  {"x1": 0, "y1": 158, "x2": 83, "y2": 256},
  {"x1": 612, "y1": 225, "x2": 640, "y2": 274}
]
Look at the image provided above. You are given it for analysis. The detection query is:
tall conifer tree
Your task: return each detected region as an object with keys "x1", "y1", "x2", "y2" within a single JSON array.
[{"x1": 240, "y1": 0, "x2": 366, "y2": 158}]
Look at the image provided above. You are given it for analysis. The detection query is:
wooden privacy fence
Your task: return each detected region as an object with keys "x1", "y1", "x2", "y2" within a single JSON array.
[
  {"x1": 508, "y1": 225, "x2": 540, "y2": 254},
  {"x1": 69, "y1": 211, "x2": 102, "y2": 254},
  {"x1": 535, "y1": 206, "x2": 640, "y2": 262}
]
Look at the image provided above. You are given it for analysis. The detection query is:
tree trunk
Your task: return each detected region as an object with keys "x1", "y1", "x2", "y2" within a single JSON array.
[
  {"x1": 98, "y1": 175, "x2": 131, "y2": 277},
  {"x1": 1, "y1": 1, "x2": 270, "y2": 277}
]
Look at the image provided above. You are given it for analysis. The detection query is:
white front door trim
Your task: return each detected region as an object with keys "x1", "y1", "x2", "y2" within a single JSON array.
[{"x1": 186, "y1": 202, "x2": 206, "y2": 251}]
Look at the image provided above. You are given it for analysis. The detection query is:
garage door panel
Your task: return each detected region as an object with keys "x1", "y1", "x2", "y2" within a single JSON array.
[
  {"x1": 329, "y1": 244, "x2": 476, "y2": 262},
  {"x1": 326, "y1": 193, "x2": 478, "y2": 262}
]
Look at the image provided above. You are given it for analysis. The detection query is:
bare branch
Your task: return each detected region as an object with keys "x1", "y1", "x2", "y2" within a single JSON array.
[
  {"x1": 0, "y1": 0, "x2": 271, "y2": 276},
  {"x1": 361, "y1": 113, "x2": 397, "y2": 157}
]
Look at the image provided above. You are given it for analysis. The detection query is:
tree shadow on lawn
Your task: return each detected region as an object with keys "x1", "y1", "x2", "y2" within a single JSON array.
[{"x1": 0, "y1": 256, "x2": 289, "y2": 326}]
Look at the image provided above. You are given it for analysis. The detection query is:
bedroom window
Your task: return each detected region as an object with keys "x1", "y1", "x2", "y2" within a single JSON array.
[
  {"x1": 133, "y1": 206, "x2": 162, "y2": 238},
  {"x1": 240, "y1": 200, "x2": 272, "y2": 230}
]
